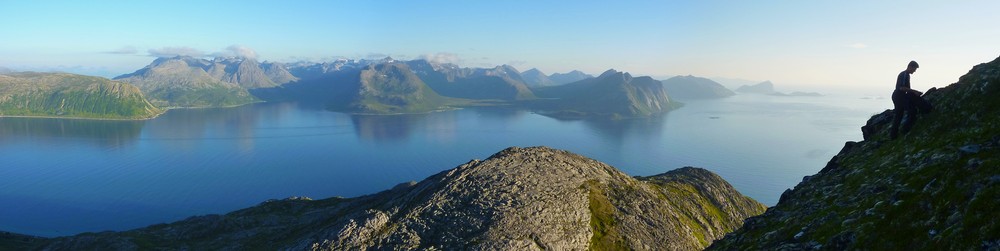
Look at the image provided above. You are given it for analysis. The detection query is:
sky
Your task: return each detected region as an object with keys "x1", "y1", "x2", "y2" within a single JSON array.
[{"x1": 1, "y1": 0, "x2": 998, "y2": 93}]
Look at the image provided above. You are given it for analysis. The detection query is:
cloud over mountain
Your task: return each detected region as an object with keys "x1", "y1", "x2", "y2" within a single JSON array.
[
  {"x1": 212, "y1": 45, "x2": 258, "y2": 59},
  {"x1": 419, "y1": 52, "x2": 461, "y2": 65},
  {"x1": 148, "y1": 46, "x2": 205, "y2": 58}
]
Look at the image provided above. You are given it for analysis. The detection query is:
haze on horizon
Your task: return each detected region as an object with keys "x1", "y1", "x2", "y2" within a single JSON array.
[{"x1": 1, "y1": 0, "x2": 998, "y2": 94}]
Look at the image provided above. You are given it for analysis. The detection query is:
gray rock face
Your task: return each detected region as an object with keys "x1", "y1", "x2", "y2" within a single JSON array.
[{"x1": 26, "y1": 147, "x2": 764, "y2": 250}]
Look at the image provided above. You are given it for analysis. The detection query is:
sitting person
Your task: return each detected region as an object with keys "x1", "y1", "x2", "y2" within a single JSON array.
[{"x1": 890, "y1": 60, "x2": 925, "y2": 140}]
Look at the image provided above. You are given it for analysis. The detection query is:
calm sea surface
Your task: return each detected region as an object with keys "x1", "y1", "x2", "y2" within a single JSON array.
[{"x1": 0, "y1": 94, "x2": 888, "y2": 237}]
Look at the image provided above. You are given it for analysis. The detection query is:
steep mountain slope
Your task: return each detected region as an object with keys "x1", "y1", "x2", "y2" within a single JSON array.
[
  {"x1": 533, "y1": 69, "x2": 679, "y2": 118},
  {"x1": 114, "y1": 57, "x2": 256, "y2": 108},
  {"x1": 549, "y1": 70, "x2": 594, "y2": 85},
  {"x1": 709, "y1": 56, "x2": 1000, "y2": 250},
  {"x1": 0, "y1": 72, "x2": 161, "y2": 119},
  {"x1": 661, "y1": 75, "x2": 735, "y2": 99},
  {"x1": 521, "y1": 68, "x2": 556, "y2": 87},
  {"x1": 20, "y1": 146, "x2": 765, "y2": 250},
  {"x1": 261, "y1": 61, "x2": 299, "y2": 85},
  {"x1": 406, "y1": 60, "x2": 536, "y2": 100}
]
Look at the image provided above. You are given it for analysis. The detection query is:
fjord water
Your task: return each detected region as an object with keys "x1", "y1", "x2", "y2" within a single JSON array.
[{"x1": 0, "y1": 94, "x2": 886, "y2": 237}]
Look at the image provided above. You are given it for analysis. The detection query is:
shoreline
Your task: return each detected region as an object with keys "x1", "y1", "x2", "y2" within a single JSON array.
[{"x1": 0, "y1": 101, "x2": 267, "y2": 121}]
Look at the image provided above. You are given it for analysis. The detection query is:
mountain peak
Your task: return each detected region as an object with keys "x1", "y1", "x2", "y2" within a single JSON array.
[{"x1": 598, "y1": 69, "x2": 619, "y2": 78}]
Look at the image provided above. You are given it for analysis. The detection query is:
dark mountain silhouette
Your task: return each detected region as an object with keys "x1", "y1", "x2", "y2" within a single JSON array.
[
  {"x1": 660, "y1": 75, "x2": 735, "y2": 99},
  {"x1": 532, "y1": 69, "x2": 678, "y2": 118},
  {"x1": 735, "y1": 80, "x2": 775, "y2": 94},
  {"x1": 520, "y1": 68, "x2": 556, "y2": 87},
  {"x1": 549, "y1": 70, "x2": 593, "y2": 85}
]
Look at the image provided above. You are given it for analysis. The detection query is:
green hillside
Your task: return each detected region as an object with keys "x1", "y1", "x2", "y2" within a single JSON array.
[
  {"x1": 0, "y1": 72, "x2": 161, "y2": 119},
  {"x1": 709, "y1": 55, "x2": 1000, "y2": 250}
]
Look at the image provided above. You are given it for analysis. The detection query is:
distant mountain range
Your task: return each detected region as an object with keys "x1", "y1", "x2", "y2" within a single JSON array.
[
  {"x1": 404, "y1": 60, "x2": 536, "y2": 101},
  {"x1": 661, "y1": 75, "x2": 735, "y2": 99},
  {"x1": 735, "y1": 80, "x2": 775, "y2": 94},
  {"x1": 260, "y1": 59, "x2": 677, "y2": 117},
  {"x1": 2, "y1": 56, "x2": 744, "y2": 118},
  {"x1": 0, "y1": 72, "x2": 161, "y2": 119},
  {"x1": 549, "y1": 70, "x2": 594, "y2": 85},
  {"x1": 736, "y1": 80, "x2": 822, "y2": 97}
]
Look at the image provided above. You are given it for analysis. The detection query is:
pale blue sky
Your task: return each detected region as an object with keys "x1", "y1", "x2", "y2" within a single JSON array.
[{"x1": 1, "y1": 1, "x2": 998, "y2": 92}]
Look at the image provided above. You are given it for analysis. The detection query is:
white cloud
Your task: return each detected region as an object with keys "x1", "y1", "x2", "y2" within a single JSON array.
[
  {"x1": 419, "y1": 52, "x2": 462, "y2": 65},
  {"x1": 212, "y1": 45, "x2": 258, "y2": 59},
  {"x1": 849, "y1": 43, "x2": 868, "y2": 49},
  {"x1": 148, "y1": 46, "x2": 204, "y2": 58},
  {"x1": 103, "y1": 46, "x2": 137, "y2": 54}
]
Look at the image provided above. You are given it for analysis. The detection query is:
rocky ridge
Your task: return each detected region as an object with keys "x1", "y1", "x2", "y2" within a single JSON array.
[
  {"x1": 709, "y1": 55, "x2": 1000, "y2": 250},
  {"x1": 22, "y1": 146, "x2": 765, "y2": 250}
]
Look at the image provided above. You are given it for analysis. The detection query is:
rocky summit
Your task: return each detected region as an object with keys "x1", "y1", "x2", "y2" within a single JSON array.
[
  {"x1": 17, "y1": 146, "x2": 764, "y2": 250},
  {"x1": 709, "y1": 55, "x2": 1000, "y2": 250}
]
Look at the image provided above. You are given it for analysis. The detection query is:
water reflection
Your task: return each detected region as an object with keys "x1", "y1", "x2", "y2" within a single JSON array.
[
  {"x1": 141, "y1": 103, "x2": 301, "y2": 152},
  {"x1": 0, "y1": 117, "x2": 144, "y2": 148},
  {"x1": 581, "y1": 116, "x2": 667, "y2": 142},
  {"x1": 469, "y1": 106, "x2": 528, "y2": 120},
  {"x1": 351, "y1": 114, "x2": 432, "y2": 142}
]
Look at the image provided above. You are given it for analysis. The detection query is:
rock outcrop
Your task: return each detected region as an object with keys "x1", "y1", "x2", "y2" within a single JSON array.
[
  {"x1": 710, "y1": 55, "x2": 1000, "y2": 250},
  {"x1": 21, "y1": 146, "x2": 765, "y2": 250}
]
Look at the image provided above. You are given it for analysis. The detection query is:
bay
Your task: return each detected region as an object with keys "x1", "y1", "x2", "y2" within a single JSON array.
[{"x1": 0, "y1": 94, "x2": 888, "y2": 237}]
